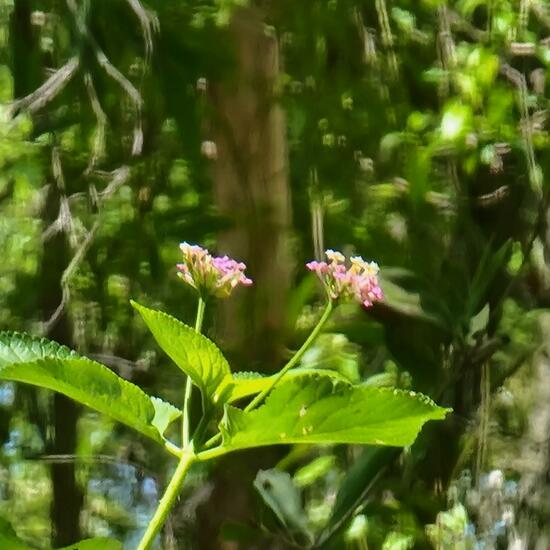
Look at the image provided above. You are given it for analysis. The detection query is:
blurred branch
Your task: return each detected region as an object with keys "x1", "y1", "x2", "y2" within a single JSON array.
[
  {"x1": 42, "y1": 219, "x2": 99, "y2": 335},
  {"x1": 68, "y1": 166, "x2": 132, "y2": 205},
  {"x1": 65, "y1": 0, "x2": 143, "y2": 156},
  {"x1": 83, "y1": 72, "x2": 107, "y2": 173},
  {"x1": 31, "y1": 453, "x2": 159, "y2": 479},
  {"x1": 500, "y1": 62, "x2": 540, "y2": 196},
  {"x1": 448, "y1": 10, "x2": 488, "y2": 42},
  {"x1": 8, "y1": 57, "x2": 79, "y2": 117},
  {"x1": 125, "y1": 0, "x2": 159, "y2": 64}
]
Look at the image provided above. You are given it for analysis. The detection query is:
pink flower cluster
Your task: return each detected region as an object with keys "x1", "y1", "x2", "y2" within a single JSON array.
[
  {"x1": 307, "y1": 250, "x2": 383, "y2": 308},
  {"x1": 177, "y1": 243, "x2": 252, "y2": 298}
]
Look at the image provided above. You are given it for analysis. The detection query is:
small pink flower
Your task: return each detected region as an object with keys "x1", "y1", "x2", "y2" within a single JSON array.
[
  {"x1": 307, "y1": 250, "x2": 383, "y2": 308},
  {"x1": 177, "y1": 243, "x2": 252, "y2": 298}
]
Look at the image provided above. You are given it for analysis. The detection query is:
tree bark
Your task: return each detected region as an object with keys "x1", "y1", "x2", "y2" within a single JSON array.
[
  {"x1": 196, "y1": 7, "x2": 292, "y2": 548},
  {"x1": 210, "y1": 6, "x2": 292, "y2": 369}
]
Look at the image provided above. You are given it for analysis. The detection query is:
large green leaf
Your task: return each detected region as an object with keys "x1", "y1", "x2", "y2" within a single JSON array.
[
  {"x1": 220, "y1": 376, "x2": 450, "y2": 452},
  {"x1": 131, "y1": 301, "x2": 230, "y2": 403},
  {"x1": 0, "y1": 332, "x2": 172, "y2": 444}
]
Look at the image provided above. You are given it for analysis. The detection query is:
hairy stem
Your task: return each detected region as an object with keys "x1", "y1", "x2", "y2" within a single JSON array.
[
  {"x1": 183, "y1": 297, "x2": 206, "y2": 446},
  {"x1": 136, "y1": 452, "x2": 196, "y2": 550}
]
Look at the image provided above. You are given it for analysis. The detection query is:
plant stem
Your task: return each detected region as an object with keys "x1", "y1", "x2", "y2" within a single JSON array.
[
  {"x1": 245, "y1": 300, "x2": 333, "y2": 411},
  {"x1": 136, "y1": 452, "x2": 196, "y2": 550},
  {"x1": 183, "y1": 297, "x2": 206, "y2": 447},
  {"x1": 194, "y1": 296, "x2": 206, "y2": 333},
  {"x1": 201, "y1": 300, "x2": 334, "y2": 451},
  {"x1": 164, "y1": 440, "x2": 183, "y2": 458}
]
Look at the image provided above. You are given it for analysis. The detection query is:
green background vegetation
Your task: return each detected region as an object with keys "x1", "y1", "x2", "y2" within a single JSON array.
[{"x1": 0, "y1": 0, "x2": 549, "y2": 548}]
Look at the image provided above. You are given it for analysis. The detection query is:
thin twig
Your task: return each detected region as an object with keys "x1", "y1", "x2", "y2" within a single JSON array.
[
  {"x1": 83, "y1": 72, "x2": 107, "y2": 173},
  {"x1": 43, "y1": 220, "x2": 100, "y2": 334},
  {"x1": 500, "y1": 62, "x2": 541, "y2": 197},
  {"x1": 125, "y1": 0, "x2": 159, "y2": 64}
]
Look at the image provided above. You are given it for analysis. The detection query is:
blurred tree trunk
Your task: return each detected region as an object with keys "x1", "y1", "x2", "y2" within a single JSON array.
[
  {"x1": 10, "y1": 3, "x2": 83, "y2": 545},
  {"x1": 196, "y1": 7, "x2": 291, "y2": 548},
  {"x1": 210, "y1": 6, "x2": 292, "y2": 370},
  {"x1": 40, "y1": 164, "x2": 83, "y2": 547}
]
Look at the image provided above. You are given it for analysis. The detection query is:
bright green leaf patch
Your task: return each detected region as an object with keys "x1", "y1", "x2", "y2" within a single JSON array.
[
  {"x1": 151, "y1": 396, "x2": 182, "y2": 436},
  {"x1": 0, "y1": 331, "x2": 74, "y2": 363},
  {"x1": 220, "y1": 376, "x2": 450, "y2": 451},
  {"x1": 0, "y1": 332, "x2": 175, "y2": 444},
  {"x1": 131, "y1": 301, "x2": 230, "y2": 403}
]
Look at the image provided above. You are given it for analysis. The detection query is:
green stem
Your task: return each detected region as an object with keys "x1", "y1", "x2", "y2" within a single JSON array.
[
  {"x1": 164, "y1": 440, "x2": 183, "y2": 458},
  {"x1": 194, "y1": 296, "x2": 206, "y2": 333},
  {"x1": 201, "y1": 300, "x2": 334, "y2": 451},
  {"x1": 245, "y1": 300, "x2": 333, "y2": 412},
  {"x1": 183, "y1": 297, "x2": 206, "y2": 447},
  {"x1": 136, "y1": 452, "x2": 196, "y2": 550},
  {"x1": 137, "y1": 298, "x2": 206, "y2": 550}
]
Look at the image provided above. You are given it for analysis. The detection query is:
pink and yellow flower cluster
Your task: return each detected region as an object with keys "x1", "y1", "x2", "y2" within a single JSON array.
[
  {"x1": 177, "y1": 243, "x2": 382, "y2": 308},
  {"x1": 177, "y1": 243, "x2": 252, "y2": 298},
  {"x1": 306, "y1": 250, "x2": 383, "y2": 307}
]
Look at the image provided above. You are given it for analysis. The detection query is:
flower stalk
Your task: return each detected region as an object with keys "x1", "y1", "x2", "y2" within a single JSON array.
[
  {"x1": 245, "y1": 299, "x2": 333, "y2": 411},
  {"x1": 182, "y1": 297, "x2": 206, "y2": 447},
  {"x1": 202, "y1": 299, "x2": 334, "y2": 451}
]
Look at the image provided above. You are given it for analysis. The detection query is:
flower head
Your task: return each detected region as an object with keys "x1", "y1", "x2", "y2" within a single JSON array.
[
  {"x1": 177, "y1": 242, "x2": 252, "y2": 298},
  {"x1": 307, "y1": 250, "x2": 383, "y2": 308}
]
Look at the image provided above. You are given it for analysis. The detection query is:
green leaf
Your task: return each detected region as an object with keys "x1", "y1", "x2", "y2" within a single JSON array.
[
  {"x1": 293, "y1": 454, "x2": 336, "y2": 488},
  {"x1": 131, "y1": 301, "x2": 230, "y2": 403},
  {"x1": 151, "y1": 397, "x2": 182, "y2": 436},
  {"x1": 254, "y1": 469, "x2": 312, "y2": 541},
  {"x1": 220, "y1": 377, "x2": 450, "y2": 452},
  {"x1": 379, "y1": 278, "x2": 442, "y2": 326},
  {"x1": 57, "y1": 539, "x2": 122, "y2": 550},
  {"x1": 328, "y1": 447, "x2": 397, "y2": 531},
  {"x1": 0, "y1": 332, "x2": 167, "y2": 444},
  {"x1": 222, "y1": 368, "x2": 352, "y2": 404}
]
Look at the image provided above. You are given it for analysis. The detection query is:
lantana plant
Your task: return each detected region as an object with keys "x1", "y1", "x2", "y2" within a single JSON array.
[{"x1": 0, "y1": 245, "x2": 450, "y2": 549}]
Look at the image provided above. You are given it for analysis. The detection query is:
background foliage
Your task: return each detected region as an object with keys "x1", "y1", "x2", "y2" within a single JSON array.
[{"x1": 0, "y1": 0, "x2": 550, "y2": 548}]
